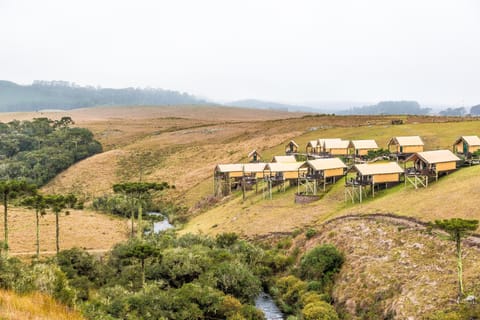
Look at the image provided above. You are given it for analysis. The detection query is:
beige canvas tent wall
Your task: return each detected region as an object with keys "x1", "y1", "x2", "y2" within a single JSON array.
[
  {"x1": 301, "y1": 158, "x2": 347, "y2": 179},
  {"x1": 388, "y1": 136, "x2": 424, "y2": 154},
  {"x1": 406, "y1": 150, "x2": 460, "y2": 177},
  {"x1": 264, "y1": 162, "x2": 306, "y2": 180},
  {"x1": 349, "y1": 140, "x2": 378, "y2": 156},
  {"x1": 324, "y1": 140, "x2": 350, "y2": 156},
  {"x1": 453, "y1": 136, "x2": 480, "y2": 154},
  {"x1": 285, "y1": 140, "x2": 299, "y2": 154},
  {"x1": 318, "y1": 138, "x2": 342, "y2": 153},
  {"x1": 214, "y1": 163, "x2": 266, "y2": 196},
  {"x1": 352, "y1": 162, "x2": 404, "y2": 184},
  {"x1": 248, "y1": 149, "x2": 262, "y2": 162},
  {"x1": 306, "y1": 140, "x2": 319, "y2": 154}
]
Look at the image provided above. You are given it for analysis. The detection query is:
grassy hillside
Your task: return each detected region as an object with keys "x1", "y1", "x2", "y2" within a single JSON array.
[
  {"x1": 0, "y1": 289, "x2": 84, "y2": 320},
  {"x1": 302, "y1": 217, "x2": 480, "y2": 318}
]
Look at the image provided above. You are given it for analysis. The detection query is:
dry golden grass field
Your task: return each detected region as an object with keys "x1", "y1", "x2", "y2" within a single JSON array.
[{"x1": 0, "y1": 289, "x2": 84, "y2": 320}]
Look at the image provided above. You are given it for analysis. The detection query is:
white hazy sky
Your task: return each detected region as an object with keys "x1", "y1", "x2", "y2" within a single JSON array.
[{"x1": 1, "y1": 0, "x2": 479, "y2": 106}]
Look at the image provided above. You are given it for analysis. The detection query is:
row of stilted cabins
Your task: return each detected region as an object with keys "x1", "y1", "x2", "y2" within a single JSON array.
[
  {"x1": 215, "y1": 135, "x2": 479, "y2": 200},
  {"x1": 304, "y1": 139, "x2": 380, "y2": 157}
]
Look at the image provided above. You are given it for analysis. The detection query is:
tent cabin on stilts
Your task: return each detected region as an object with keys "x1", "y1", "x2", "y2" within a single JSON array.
[
  {"x1": 248, "y1": 149, "x2": 262, "y2": 163},
  {"x1": 452, "y1": 136, "x2": 480, "y2": 165},
  {"x1": 345, "y1": 162, "x2": 404, "y2": 203},
  {"x1": 404, "y1": 150, "x2": 460, "y2": 188},
  {"x1": 285, "y1": 140, "x2": 299, "y2": 155},
  {"x1": 306, "y1": 140, "x2": 319, "y2": 155},
  {"x1": 214, "y1": 163, "x2": 266, "y2": 197},
  {"x1": 348, "y1": 140, "x2": 379, "y2": 160},
  {"x1": 263, "y1": 162, "x2": 306, "y2": 199},
  {"x1": 298, "y1": 158, "x2": 347, "y2": 195},
  {"x1": 323, "y1": 139, "x2": 350, "y2": 157},
  {"x1": 453, "y1": 136, "x2": 480, "y2": 155},
  {"x1": 387, "y1": 136, "x2": 424, "y2": 160}
]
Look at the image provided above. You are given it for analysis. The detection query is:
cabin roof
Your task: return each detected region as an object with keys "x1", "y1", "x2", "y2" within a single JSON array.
[
  {"x1": 349, "y1": 140, "x2": 379, "y2": 149},
  {"x1": 353, "y1": 162, "x2": 404, "y2": 175},
  {"x1": 272, "y1": 155, "x2": 297, "y2": 163},
  {"x1": 302, "y1": 158, "x2": 347, "y2": 171},
  {"x1": 307, "y1": 140, "x2": 318, "y2": 148},
  {"x1": 247, "y1": 149, "x2": 260, "y2": 158},
  {"x1": 243, "y1": 163, "x2": 267, "y2": 173},
  {"x1": 318, "y1": 138, "x2": 342, "y2": 146},
  {"x1": 389, "y1": 136, "x2": 424, "y2": 146},
  {"x1": 216, "y1": 163, "x2": 267, "y2": 173},
  {"x1": 286, "y1": 140, "x2": 299, "y2": 147},
  {"x1": 215, "y1": 164, "x2": 244, "y2": 173},
  {"x1": 407, "y1": 150, "x2": 460, "y2": 164},
  {"x1": 324, "y1": 139, "x2": 350, "y2": 149},
  {"x1": 454, "y1": 135, "x2": 480, "y2": 146},
  {"x1": 265, "y1": 162, "x2": 305, "y2": 172}
]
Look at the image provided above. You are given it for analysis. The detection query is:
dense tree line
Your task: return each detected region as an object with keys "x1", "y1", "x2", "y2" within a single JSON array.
[
  {"x1": 0, "y1": 117, "x2": 102, "y2": 186},
  {"x1": 0, "y1": 80, "x2": 208, "y2": 112},
  {"x1": 341, "y1": 101, "x2": 431, "y2": 115}
]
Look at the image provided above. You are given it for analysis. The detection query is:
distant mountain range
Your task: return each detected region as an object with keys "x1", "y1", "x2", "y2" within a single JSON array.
[
  {"x1": 0, "y1": 80, "x2": 478, "y2": 116},
  {"x1": 0, "y1": 80, "x2": 208, "y2": 112}
]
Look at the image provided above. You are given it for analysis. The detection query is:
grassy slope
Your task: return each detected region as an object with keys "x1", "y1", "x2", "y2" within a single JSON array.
[
  {"x1": 0, "y1": 290, "x2": 84, "y2": 320},
  {"x1": 303, "y1": 218, "x2": 480, "y2": 318},
  {"x1": 183, "y1": 119, "x2": 480, "y2": 237}
]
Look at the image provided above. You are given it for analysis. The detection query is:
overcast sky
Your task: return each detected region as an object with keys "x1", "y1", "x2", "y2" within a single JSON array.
[{"x1": 1, "y1": 0, "x2": 479, "y2": 107}]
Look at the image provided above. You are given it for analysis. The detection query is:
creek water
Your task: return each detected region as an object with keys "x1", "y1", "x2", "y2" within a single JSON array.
[
  {"x1": 255, "y1": 292, "x2": 284, "y2": 320},
  {"x1": 146, "y1": 212, "x2": 174, "y2": 233}
]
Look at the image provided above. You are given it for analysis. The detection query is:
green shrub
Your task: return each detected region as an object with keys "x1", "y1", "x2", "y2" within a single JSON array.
[
  {"x1": 302, "y1": 301, "x2": 339, "y2": 320},
  {"x1": 208, "y1": 261, "x2": 261, "y2": 302},
  {"x1": 216, "y1": 232, "x2": 239, "y2": 248},
  {"x1": 305, "y1": 228, "x2": 317, "y2": 239},
  {"x1": 276, "y1": 275, "x2": 307, "y2": 306},
  {"x1": 299, "y1": 244, "x2": 344, "y2": 286}
]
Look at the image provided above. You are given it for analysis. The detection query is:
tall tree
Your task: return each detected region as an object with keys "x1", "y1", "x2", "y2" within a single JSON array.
[
  {"x1": 434, "y1": 218, "x2": 479, "y2": 297},
  {"x1": 0, "y1": 180, "x2": 36, "y2": 253},
  {"x1": 21, "y1": 194, "x2": 48, "y2": 259},
  {"x1": 45, "y1": 194, "x2": 77, "y2": 254},
  {"x1": 113, "y1": 182, "x2": 170, "y2": 239},
  {"x1": 119, "y1": 239, "x2": 159, "y2": 289}
]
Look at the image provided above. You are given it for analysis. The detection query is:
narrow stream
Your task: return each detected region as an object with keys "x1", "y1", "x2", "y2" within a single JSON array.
[
  {"x1": 255, "y1": 292, "x2": 284, "y2": 320},
  {"x1": 146, "y1": 212, "x2": 174, "y2": 233}
]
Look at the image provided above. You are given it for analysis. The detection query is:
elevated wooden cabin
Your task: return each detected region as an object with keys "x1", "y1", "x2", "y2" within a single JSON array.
[
  {"x1": 453, "y1": 136, "x2": 480, "y2": 155},
  {"x1": 214, "y1": 164, "x2": 243, "y2": 196},
  {"x1": 214, "y1": 163, "x2": 266, "y2": 196},
  {"x1": 272, "y1": 155, "x2": 297, "y2": 163},
  {"x1": 388, "y1": 136, "x2": 424, "y2": 154},
  {"x1": 345, "y1": 162, "x2": 404, "y2": 201},
  {"x1": 324, "y1": 140, "x2": 350, "y2": 156},
  {"x1": 349, "y1": 140, "x2": 378, "y2": 157},
  {"x1": 285, "y1": 140, "x2": 299, "y2": 154},
  {"x1": 248, "y1": 149, "x2": 262, "y2": 162},
  {"x1": 406, "y1": 150, "x2": 460, "y2": 179},
  {"x1": 306, "y1": 140, "x2": 320, "y2": 154},
  {"x1": 264, "y1": 162, "x2": 306, "y2": 181},
  {"x1": 351, "y1": 162, "x2": 404, "y2": 185},
  {"x1": 299, "y1": 158, "x2": 347, "y2": 193},
  {"x1": 318, "y1": 138, "x2": 342, "y2": 153}
]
